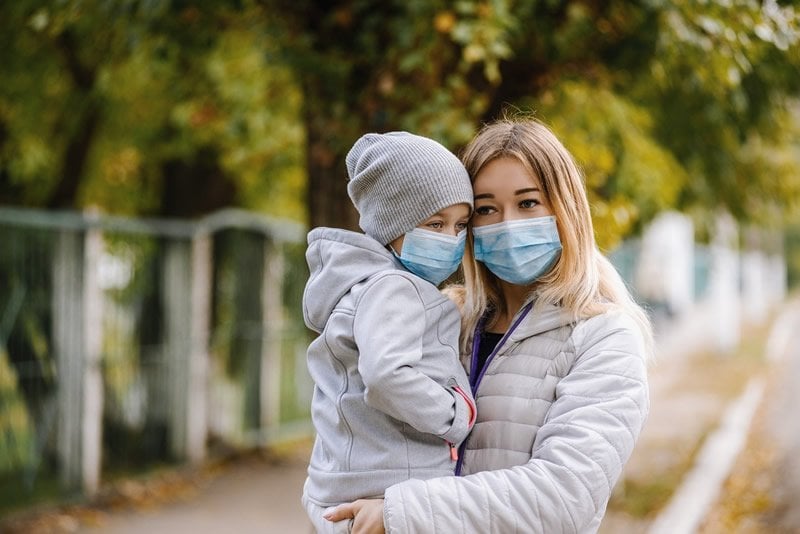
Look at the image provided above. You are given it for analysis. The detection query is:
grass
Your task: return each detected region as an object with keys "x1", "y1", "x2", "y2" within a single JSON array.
[
  {"x1": 0, "y1": 471, "x2": 66, "y2": 518},
  {"x1": 609, "y1": 432, "x2": 709, "y2": 518}
]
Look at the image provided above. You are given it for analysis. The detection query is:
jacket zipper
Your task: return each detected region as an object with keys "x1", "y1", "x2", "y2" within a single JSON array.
[
  {"x1": 455, "y1": 302, "x2": 533, "y2": 475},
  {"x1": 453, "y1": 385, "x2": 477, "y2": 427},
  {"x1": 446, "y1": 383, "x2": 477, "y2": 461},
  {"x1": 448, "y1": 442, "x2": 458, "y2": 461}
]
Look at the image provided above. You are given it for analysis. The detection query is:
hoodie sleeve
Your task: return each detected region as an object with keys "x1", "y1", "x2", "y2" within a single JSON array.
[
  {"x1": 353, "y1": 274, "x2": 472, "y2": 444},
  {"x1": 382, "y1": 312, "x2": 649, "y2": 533}
]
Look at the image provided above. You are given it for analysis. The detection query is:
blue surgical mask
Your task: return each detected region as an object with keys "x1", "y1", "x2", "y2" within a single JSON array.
[
  {"x1": 393, "y1": 228, "x2": 466, "y2": 286},
  {"x1": 472, "y1": 216, "x2": 562, "y2": 285}
]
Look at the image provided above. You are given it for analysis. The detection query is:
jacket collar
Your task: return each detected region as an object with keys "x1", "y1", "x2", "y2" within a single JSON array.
[{"x1": 507, "y1": 299, "x2": 575, "y2": 341}]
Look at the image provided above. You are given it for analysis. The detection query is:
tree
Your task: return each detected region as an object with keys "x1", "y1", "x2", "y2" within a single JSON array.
[
  {"x1": 1, "y1": 0, "x2": 798, "y2": 242},
  {"x1": 262, "y1": 0, "x2": 800, "y2": 247},
  {"x1": 640, "y1": 0, "x2": 800, "y2": 234},
  {"x1": 0, "y1": 1, "x2": 308, "y2": 484},
  {"x1": 261, "y1": 0, "x2": 667, "y2": 230},
  {"x1": 0, "y1": 1, "x2": 305, "y2": 219}
]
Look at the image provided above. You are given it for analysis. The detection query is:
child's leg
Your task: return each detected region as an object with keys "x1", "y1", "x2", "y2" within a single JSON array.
[{"x1": 301, "y1": 491, "x2": 353, "y2": 534}]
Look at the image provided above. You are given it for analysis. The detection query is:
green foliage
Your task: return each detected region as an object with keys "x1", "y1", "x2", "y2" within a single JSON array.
[
  {"x1": 0, "y1": 348, "x2": 34, "y2": 473},
  {"x1": 1, "y1": 0, "x2": 799, "y2": 235},
  {"x1": 529, "y1": 81, "x2": 687, "y2": 249},
  {"x1": 0, "y1": 1, "x2": 305, "y2": 221},
  {"x1": 787, "y1": 220, "x2": 800, "y2": 289},
  {"x1": 258, "y1": 0, "x2": 800, "y2": 243},
  {"x1": 641, "y1": 0, "x2": 800, "y2": 229}
]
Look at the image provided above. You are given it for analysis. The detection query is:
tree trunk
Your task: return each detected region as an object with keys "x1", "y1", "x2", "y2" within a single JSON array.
[
  {"x1": 302, "y1": 87, "x2": 360, "y2": 232},
  {"x1": 47, "y1": 29, "x2": 100, "y2": 210},
  {"x1": 159, "y1": 145, "x2": 237, "y2": 218},
  {"x1": 47, "y1": 101, "x2": 100, "y2": 209}
]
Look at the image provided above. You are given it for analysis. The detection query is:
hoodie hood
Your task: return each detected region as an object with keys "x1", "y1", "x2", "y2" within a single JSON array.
[{"x1": 303, "y1": 227, "x2": 402, "y2": 332}]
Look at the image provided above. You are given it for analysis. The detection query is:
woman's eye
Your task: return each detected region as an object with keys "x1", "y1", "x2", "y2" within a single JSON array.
[
  {"x1": 520, "y1": 199, "x2": 539, "y2": 209},
  {"x1": 474, "y1": 206, "x2": 494, "y2": 216}
]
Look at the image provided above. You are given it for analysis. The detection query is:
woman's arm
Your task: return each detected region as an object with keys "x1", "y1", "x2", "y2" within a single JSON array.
[{"x1": 378, "y1": 313, "x2": 649, "y2": 533}]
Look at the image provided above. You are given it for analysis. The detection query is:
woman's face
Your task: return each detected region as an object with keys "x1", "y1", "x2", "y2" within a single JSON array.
[{"x1": 471, "y1": 157, "x2": 553, "y2": 228}]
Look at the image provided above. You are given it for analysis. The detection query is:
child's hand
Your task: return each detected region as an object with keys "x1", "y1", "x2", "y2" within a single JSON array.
[{"x1": 324, "y1": 499, "x2": 385, "y2": 534}]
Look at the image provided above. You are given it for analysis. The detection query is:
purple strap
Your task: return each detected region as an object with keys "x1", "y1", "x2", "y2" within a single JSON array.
[{"x1": 456, "y1": 302, "x2": 533, "y2": 475}]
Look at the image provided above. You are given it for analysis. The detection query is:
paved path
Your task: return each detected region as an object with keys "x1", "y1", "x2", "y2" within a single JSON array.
[
  {"x1": 769, "y1": 313, "x2": 800, "y2": 532},
  {"x1": 761, "y1": 299, "x2": 800, "y2": 530},
  {"x1": 701, "y1": 296, "x2": 800, "y2": 532},
  {"x1": 80, "y1": 454, "x2": 312, "y2": 534}
]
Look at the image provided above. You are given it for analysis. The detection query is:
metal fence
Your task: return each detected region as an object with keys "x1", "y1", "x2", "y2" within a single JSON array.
[{"x1": 0, "y1": 206, "x2": 312, "y2": 510}]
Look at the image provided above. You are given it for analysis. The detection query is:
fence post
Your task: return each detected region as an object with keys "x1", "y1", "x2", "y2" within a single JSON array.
[
  {"x1": 52, "y1": 226, "x2": 103, "y2": 496},
  {"x1": 635, "y1": 211, "x2": 695, "y2": 318},
  {"x1": 231, "y1": 232, "x2": 265, "y2": 437},
  {"x1": 163, "y1": 236, "x2": 210, "y2": 463},
  {"x1": 741, "y1": 227, "x2": 769, "y2": 324},
  {"x1": 709, "y1": 212, "x2": 741, "y2": 353},
  {"x1": 189, "y1": 232, "x2": 212, "y2": 462},
  {"x1": 261, "y1": 239, "x2": 285, "y2": 434}
]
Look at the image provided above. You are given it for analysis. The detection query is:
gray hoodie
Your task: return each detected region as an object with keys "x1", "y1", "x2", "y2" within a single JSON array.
[{"x1": 302, "y1": 227, "x2": 476, "y2": 506}]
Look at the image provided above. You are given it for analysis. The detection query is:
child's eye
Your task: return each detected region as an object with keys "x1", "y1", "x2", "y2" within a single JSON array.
[
  {"x1": 426, "y1": 221, "x2": 443, "y2": 229},
  {"x1": 456, "y1": 222, "x2": 468, "y2": 232},
  {"x1": 520, "y1": 199, "x2": 539, "y2": 209}
]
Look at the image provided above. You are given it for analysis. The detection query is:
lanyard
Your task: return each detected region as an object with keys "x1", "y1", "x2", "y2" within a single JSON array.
[{"x1": 456, "y1": 302, "x2": 533, "y2": 475}]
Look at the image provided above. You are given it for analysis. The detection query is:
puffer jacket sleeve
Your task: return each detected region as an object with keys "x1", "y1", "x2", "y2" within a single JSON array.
[
  {"x1": 383, "y1": 312, "x2": 649, "y2": 534},
  {"x1": 353, "y1": 274, "x2": 473, "y2": 445}
]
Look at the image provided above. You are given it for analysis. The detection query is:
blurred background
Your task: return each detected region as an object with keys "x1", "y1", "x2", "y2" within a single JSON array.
[{"x1": 1, "y1": 0, "x2": 799, "y2": 532}]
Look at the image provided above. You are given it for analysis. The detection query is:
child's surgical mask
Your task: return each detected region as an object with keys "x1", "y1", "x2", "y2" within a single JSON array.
[{"x1": 393, "y1": 228, "x2": 467, "y2": 286}]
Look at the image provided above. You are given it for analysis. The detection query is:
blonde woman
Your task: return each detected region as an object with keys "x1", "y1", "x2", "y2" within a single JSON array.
[{"x1": 326, "y1": 118, "x2": 652, "y2": 533}]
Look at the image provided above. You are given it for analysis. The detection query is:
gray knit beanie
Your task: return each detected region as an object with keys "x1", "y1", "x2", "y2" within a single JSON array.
[{"x1": 346, "y1": 131, "x2": 473, "y2": 245}]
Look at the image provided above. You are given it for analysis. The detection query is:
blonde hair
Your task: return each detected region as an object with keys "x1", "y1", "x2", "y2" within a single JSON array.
[{"x1": 456, "y1": 117, "x2": 653, "y2": 357}]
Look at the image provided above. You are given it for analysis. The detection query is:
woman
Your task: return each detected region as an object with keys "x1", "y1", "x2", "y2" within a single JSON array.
[{"x1": 325, "y1": 117, "x2": 652, "y2": 533}]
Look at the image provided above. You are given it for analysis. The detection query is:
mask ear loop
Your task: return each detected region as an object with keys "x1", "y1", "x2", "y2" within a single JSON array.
[{"x1": 388, "y1": 244, "x2": 405, "y2": 264}]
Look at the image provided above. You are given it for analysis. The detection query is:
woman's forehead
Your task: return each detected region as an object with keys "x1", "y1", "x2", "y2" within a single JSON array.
[{"x1": 473, "y1": 157, "x2": 541, "y2": 193}]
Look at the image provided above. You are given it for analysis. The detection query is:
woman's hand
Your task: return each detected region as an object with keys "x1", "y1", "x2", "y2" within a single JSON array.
[{"x1": 324, "y1": 498, "x2": 386, "y2": 534}]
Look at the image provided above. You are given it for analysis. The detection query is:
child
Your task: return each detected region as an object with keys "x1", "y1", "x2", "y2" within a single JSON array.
[{"x1": 301, "y1": 131, "x2": 477, "y2": 533}]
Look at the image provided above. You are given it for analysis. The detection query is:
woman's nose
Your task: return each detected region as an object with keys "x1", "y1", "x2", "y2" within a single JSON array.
[{"x1": 503, "y1": 212, "x2": 529, "y2": 223}]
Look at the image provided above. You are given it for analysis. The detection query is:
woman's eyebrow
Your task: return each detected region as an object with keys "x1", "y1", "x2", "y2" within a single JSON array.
[
  {"x1": 515, "y1": 187, "x2": 539, "y2": 195},
  {"x1": 474, "y1": 193, "x2": 494, "y2": 200}
]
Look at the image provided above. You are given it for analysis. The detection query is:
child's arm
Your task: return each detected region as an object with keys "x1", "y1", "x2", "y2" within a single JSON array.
[{"x1": 352, "y1": 274, "x2": 474, "y2": 445}]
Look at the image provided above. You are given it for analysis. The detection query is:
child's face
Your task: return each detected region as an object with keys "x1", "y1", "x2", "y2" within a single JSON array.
[{"x1": 389, "y1": 203, "x2": 471, "y2": 254}]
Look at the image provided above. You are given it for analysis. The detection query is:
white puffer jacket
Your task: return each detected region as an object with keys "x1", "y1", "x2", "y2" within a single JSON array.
[{"x1": 383, "y1": 301, "x2": 650, "y2": 533}]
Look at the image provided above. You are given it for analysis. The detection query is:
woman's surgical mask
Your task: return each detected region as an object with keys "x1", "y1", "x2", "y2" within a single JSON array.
[
  {"x1": 393, "y1": 228, "x2": 467, "y2": 286},
  {"x1": 472, "y1": 216, "x2": 562, "y2": 286}
]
